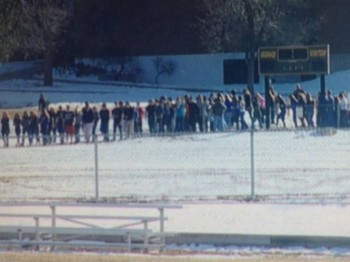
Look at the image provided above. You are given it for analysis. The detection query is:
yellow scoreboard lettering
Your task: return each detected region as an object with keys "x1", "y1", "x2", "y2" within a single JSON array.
[
  {"x1": 309, "y1": 49, "x2": 327, "y2": 58},
  {"x1": 259, "y1": 45, "x2": 329, "y2": 75},
  {"x1": 260, "y1": 50, "x2": 276, "y2": 59}
]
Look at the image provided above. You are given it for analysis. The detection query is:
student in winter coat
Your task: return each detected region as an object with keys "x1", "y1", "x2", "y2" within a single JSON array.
[
  {"x1": 64, "y1": 105, "x2": 75, "y2": 144},
  {"x1": 134, "y1": 102, "x2": 144, "y2": 137},
  {"x1": 145, "y1": 99, "x2": 156, "y2": 134},
  {"x1": 82, "y1": 101, "x2": 94, "y2": 143},
  {"x1": 238, "y1": 96, "x2": 248, "y2": 130},
  {"x1": 56, "y1": 105, "x2": 65, "y2": 144},
  {"x1": 163, "y1": 101, "x2": 174, "y2": 133},
  {"x1": 155, "y1": 100, "x2": 164, "y2": 133},
  {"x1": 276, "y1": 95, "x2": 287, "y2": 128},
  {"x1": 112, "y1": 101, "x2": 124, "y2": 140},
  {"x1": 123, "y1": 101, "x2": 134, "y2": 139},
  {"x1": 39, "y1": 110, "x2": 50, "y2": 145},
  {"x1": 305, "y1": 92, "x2": 315, "y2": 128},
  {"x1": 92, "y1": 106, "x2": 100, "y2": 141},
  {"x1": 38, "y1": 93, "x2": 48, "y2": 113},
  {"x1": 223, "y1": 95, "x2": 233, "y2": 129},
  {"x1": 243, "y1": 88, "x2": 253, "y2": 120},
  {"x1": 1, "y1": 111, "x2": 10, "y2": 147},
  {"x1": 174, "y1": 97, "x2": 186, "y2": 132},
  {"x1": 211, "y1": 97, "x2": 227, "y2": 132},
  {"x1": 268, "y1": 86, "x2": 277, "y2": 124},
  {"x1": 231, "y1": 93, "x2": 240, "y2": 130},
  {"x1": 256, "y1": 92, "x2": 266, "y2": 123},
  {"x1": 197, "y1": 95, "x2": 209, "y2": 132},
  {"x1": 289, "y1": 94, "x2": 298, "y2": 128},
  {"x1": 48, "y1": 107, "x2": 57, "y2": 143},
  {"x1": 21, "y1": 111, "x2": 30, "y2": 146},
  {"x1": 74, "y1": 106, "x2": 82, "y2": 143},
  {"x1": 187, "y1": 97, "x2": 199, "y2": 132},
  {"x1": 99, "y1": 103, "x2": 110, "y2": 142},
  {"x1": 252, "y1": 96, "x2": 264, "y2": 129},
  {"x1": 28, "y1": 111, "x2": 40, "y2": 146},
  {"x1": 13, "y1": 112, "x2": 22, "y2": 146}
]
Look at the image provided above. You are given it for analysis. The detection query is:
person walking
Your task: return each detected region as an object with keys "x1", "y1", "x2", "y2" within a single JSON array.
[
  {"x1": 112, "y1": 101, "x2": 124, "y2": 140},
  {"x1": 92, "y1": 106, "x2": 100, "y2": 142},
  {"x1": 145, "y1": 99, "x2": 156, "y2": 135},
  {"x1": 38, "y1": 93, "x2": 48, "y2": 113},
  {"x1": 82, "y1": 101, "x2": 94, "y2": 143},
  {"x1": 276, "y1": 94, "x2": 287, "y2": 128},
  {"x1": 155, "y1": 99, "x2": 164, "y2": 133},
  {"x1": 174, "y1": 96, "x2": 186, "y2": 132},
  {"x1": 99, "y1": 103, "x2": 110, "y2": 142},
  {"x1": 39, "y1": 109, "x2": 50, "y2": 145},
  {"x1": 74, "y1": 106, "x2": 82, "y2": 143},
  {"x1": 56, "y1": 105, "x2": 65, "y2": 144},
  {"x1": 21, "y1": 111, "x2": 30, "y2": 146},
  {"x1": 238, "y1": 96, "x2": 248, "y2": 130},
  {"x1": 135, "y1": 102, "x2": 144, "y2": 137},
  {"x1": 211, "y1": 97, "x2": 227, "y2": 132},
  {"x1": 187, "y1": 96, "x2": 199, "y2": 132},
  {"x1": 123, "y1": 101, "x2": 134, "y2": 139},
  {"x1": 48, "y1": 107, "x2": 57, "y2": 144},
  {"x1": 13, "y1": 113, "x2": 22, "y2": 146},
  {"x1": 1, "y1": 112, "x2": 10, "y2": 147},
  {"x1": 64, "y1": 105, "x2": 75, "y2": 144},
  {"x1": 197, "y1": 95, "x2": 209, "y2": 132},
  {"x1": 28, "y1": 111, "x2": 40, "y2": 146}
]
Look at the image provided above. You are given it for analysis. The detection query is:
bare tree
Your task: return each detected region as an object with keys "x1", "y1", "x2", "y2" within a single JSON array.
[
  {"x1": 0, "y1": 0, "x2": 73, "y2": 86},
  {"x1": 195, "y1": 0, "x2": 321, "y2": 92},
  {"x1": 153, "y1": 57, "x2": 176, "y2": 84}
]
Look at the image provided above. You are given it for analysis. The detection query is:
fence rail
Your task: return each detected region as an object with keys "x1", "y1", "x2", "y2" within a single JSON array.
[{"x1": 0, "y1": 202, "x2": 181, "y2": 252}]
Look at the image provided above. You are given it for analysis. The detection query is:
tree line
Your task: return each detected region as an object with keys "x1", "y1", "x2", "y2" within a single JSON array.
[{"x1": 0, "y1": 0, "x2": 323, "y2": 87}]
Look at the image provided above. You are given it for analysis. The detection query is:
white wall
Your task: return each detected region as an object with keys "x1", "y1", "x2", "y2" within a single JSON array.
[{"x1": 138, "y1": 52, "x2": 247, "y2": 91}]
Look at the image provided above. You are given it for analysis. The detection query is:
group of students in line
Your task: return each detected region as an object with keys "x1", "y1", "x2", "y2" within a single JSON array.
[
  {"x1": 0, "y1": 90, "x2": 256, "y2": 147},
  {"x1": 1, "y1": 85, "x2": 346, "y2": 147},
  {"x1": 0, "y1": 96, "x2": 146, "y2": 147}
]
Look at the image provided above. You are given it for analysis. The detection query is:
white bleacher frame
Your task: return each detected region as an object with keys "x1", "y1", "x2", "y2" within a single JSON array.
[{"x1": 0, "y1": 202, "x2": 182, "y2": 252}]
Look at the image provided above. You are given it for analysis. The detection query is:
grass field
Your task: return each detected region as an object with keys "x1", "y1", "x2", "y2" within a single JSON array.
[{"x1": 0, "y1": 253, "x2": 349, "y2": 262}]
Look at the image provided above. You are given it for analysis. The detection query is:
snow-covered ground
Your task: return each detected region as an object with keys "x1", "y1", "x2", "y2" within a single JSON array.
[
  {"x1": 0, "y1": 130, "x2": 349, "y2": 201},
  {"x1": 166, "y1": 244, "x2": 350, "y2": 257},
  {"x1": 1, "y1": 65, "x2": 350, "y2": 257},
  {"x1": 0, "y1": 68, "x2": 350, "y2": 201}
]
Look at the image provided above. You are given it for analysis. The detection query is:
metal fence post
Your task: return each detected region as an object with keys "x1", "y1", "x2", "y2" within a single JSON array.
[
  {"x1": 159, "y1": 207, "x2": 165, "y2": 253},
  {"x1": 94, "y1": 135, "x2": 99, "y2": 202},
  {"x1": 50, "y1": 205, "x2": 56, "y2": 251},
  {"x1": 250, "y1": 128, "x2": 255, "y2": 200}
]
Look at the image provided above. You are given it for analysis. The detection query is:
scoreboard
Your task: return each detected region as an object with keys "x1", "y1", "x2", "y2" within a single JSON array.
[{"x1": 258, "y1": 45, "x2": 330, "y2": 75}]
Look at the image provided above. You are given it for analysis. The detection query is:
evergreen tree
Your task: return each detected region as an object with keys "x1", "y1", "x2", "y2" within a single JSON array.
[
  {"x1": 0, "y1": 0, "x2": 73, "y2": 86},
  {"x1": 195, "y1": 0, "x2": 322, "y2": 92}
]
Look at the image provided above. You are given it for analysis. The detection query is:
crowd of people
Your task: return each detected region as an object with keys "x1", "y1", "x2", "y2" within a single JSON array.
[{"x1": 0, "y1": 85, "x2": 348, "y2": 147}]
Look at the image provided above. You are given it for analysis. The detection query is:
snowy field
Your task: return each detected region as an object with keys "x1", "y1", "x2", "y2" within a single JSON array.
[
  {"x1": 1, "y1": 129, "x2": 350, "y2": 201},
  {"x1": 2, "y1": 65, "x2": 350, "y2": 259},
  {"x1": 0, "y1": 68, "x2": 350, "y2": 201}
]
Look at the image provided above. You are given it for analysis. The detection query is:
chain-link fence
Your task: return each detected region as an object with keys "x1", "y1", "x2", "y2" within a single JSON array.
[
  {"x1": 0, "y1": 139, "x2": 95, "y2": 200},
  {"x1": 1, "y1": 126, "x2": 350, "y2": 202}
]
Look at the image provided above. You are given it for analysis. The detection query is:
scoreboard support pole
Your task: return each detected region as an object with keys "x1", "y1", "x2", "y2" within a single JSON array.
[
  {"x1": 264, "y1": 76, "x2": 270, "y2": 129},
  {"x1": 320, "y1": 74, "x2": 326, "y2": 98},
  {"x1": 319, "y1": 74, "x2": 326, "y2": 127}
]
